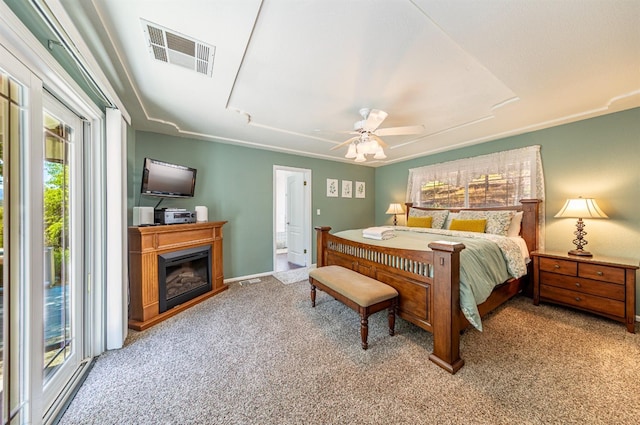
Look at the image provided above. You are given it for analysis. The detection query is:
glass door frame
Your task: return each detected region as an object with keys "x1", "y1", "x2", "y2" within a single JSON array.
[
  {"x1": 1, "y1": 21, "x2": 108, "y2": 425},
  {"x1": 40, "y1": 92, "x2": 85, "y2": 417}
]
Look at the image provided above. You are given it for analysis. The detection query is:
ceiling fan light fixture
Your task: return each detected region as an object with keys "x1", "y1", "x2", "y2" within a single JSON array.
[
  {"x1": 373, "y1": 145, "x2": 386, "y2": 159},
  {"x1": 373, "y1": 151, "x2": 387, "y2": 160},
  {"x1": 357, "y1": 137, "x2": 376, "y2": 155},
  {"x1": 332, "y1": 108, "x2": 421, "y2": 163},
  {"x1": 345, "y1": 143, "x2": 357, "y2": 159}
]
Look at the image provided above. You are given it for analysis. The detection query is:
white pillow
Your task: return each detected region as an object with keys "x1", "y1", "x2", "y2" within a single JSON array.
[
  {"x1": 444, "y1": 212, "x2": 459, "y2": 230},
  {"x1": 507, "y1": 211, "x2": 524, "y2": 237}
]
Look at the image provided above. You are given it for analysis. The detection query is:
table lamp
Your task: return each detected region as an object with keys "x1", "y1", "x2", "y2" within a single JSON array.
[
  {"x1": 554, "y1": 197, "x2": 608, "y2": 257},
  {"x1": 385, "y1": 203, "x2": 404, "y2": 226}
]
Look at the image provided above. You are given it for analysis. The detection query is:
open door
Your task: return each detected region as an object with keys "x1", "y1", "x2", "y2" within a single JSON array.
[
  {"x1": 273, "y1": 166, "x2": 311, "y2": 272},
  {"x1": 286, "y1": 173, "x2": 305, "y2": 266}
]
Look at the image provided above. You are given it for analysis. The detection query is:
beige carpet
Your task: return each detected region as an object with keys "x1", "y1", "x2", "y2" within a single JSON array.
[
  {"x1": 58, "y1": 275, "x2": 640, "y2": 424},
  {"x1": 272, "y1": 265, "x2": 315, "y2": 285}
]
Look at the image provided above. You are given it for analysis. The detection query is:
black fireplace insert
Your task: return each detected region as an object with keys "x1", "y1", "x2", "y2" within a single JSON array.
[{"x1": 158, "y1": 245, "x2": 212, "y2": 313}]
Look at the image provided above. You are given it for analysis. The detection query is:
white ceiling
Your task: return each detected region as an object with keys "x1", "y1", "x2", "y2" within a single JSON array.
[{"x1": 59, "y1": 0, "x2": 640, "y2": 167}]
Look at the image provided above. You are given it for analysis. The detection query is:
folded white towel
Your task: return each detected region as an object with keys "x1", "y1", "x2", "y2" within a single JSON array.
[
  {"x1": 362, "y1": 226, "x2": 395, "y2": 240},
  {"x1": 362, "y1": 233, "x2": 395, "y2": 240},
  {"x1": 362, "y1": 226, "x2": 394, "y2": 234}
]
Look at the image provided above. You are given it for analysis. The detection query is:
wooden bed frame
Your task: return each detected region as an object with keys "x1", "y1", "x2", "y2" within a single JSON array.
[{"x1": 315, "y1": 199, "x2": 541, "y2": 374}]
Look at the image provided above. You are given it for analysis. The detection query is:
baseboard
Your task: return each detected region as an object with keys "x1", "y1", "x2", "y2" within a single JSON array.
[
  {"x1": 224, "y1": 263, "x2": 317, "y2": 284},
  {"x1": 224, "y1": 271, "x2": 273, "y2": 284},
  {"x1": 636, "y1": 314, "x2": 640, "y2": 323}
]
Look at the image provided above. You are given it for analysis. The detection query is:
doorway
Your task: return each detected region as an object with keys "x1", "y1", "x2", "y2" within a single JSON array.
[{"x1": 273, "y1": 166, "x2": 311, "y2": 272}]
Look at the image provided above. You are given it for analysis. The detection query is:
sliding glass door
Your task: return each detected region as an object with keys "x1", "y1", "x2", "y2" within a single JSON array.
[
  {"x1": 0, "y1": 65, "x2": 16, "y2": 425},
  {"x1": 0, "y1": 55, "x2": 90, "y2": 423},
  {"x1": 0, "y1": 61, "x2": 27, "y2": 425},
  {"x1": 41, "y1": 94, "x2": 84, "y2": 416}
]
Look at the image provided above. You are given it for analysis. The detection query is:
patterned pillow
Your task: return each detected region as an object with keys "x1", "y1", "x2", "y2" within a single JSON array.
[
  {"x1": 407, "y1": 216, "x2": 432, "y2": 228},
  {"x1": 449, "y1": 219, "x2": 486, "y2": 233},
  {"x1": 458, "y1": 210, "x2": 515, "y2": 236},
  {"x1": 408, "y1": 208, "x2": 449, "y2": 229}
]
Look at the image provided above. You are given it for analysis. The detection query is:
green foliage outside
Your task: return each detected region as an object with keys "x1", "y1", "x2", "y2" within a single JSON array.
[
  {"x1": 44, "y1": 161, "x2": 69, "y2": 286},
  {"x1": 0, "y1": 205, "x2": 3, "y2": 248}
]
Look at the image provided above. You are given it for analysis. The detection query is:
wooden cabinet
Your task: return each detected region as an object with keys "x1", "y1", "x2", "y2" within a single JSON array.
[
  {"x1": 532, "y1": 250, "x2": 638, "y2": 333},
  {"x1": 128, "y1": 221, "x2": 227, "y2": 330}
]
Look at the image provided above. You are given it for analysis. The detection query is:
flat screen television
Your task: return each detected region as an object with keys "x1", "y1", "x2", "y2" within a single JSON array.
[{"x1": 140, "y1": 157, "x2": 197, "y2": 198}]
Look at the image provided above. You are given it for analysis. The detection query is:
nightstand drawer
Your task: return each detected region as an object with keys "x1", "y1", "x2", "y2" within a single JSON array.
[
  {"x1": 532, "y1": 250, "x2": 638, "y2": 333},
  {"x1": 540, "y1": 285, "x2": 625, "y2": 318},
  {"x1": 578, "y1": 263, "x2": 625, "y2": 284},
  {"x1": 539, "y1": 257, "x2": 577, "y2": 276},
  {"x1": 539, "y1": 271, "x2": 625, "y2": 300}
]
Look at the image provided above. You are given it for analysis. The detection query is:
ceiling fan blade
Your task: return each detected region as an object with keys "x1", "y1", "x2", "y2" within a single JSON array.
[
  {"x1": 362, "y1": 109, "x2": 388, "y2": 132},
  {"x1": 374, "y1": 124, "x2": 425, "y2": 136},
  {"x1": 329, "y1": 136, "x2": 359, "y2": 151},
  {"x1": 370, "y1": 134, "x2": 388, "y2": 148}
]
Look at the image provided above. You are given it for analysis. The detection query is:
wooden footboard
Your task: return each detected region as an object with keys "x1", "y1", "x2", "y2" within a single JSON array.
[
  {"x1": 315, "y1": 226, "x2": 466, "y2": 373},
  {"x1": 314, "y1": 199, "x2": 541, "y2": 374}
]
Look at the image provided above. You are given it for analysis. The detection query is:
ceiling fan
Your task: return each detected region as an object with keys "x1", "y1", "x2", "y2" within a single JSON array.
[{"x1": 330, "y1": 108, "x2": 424, "y2": 162}]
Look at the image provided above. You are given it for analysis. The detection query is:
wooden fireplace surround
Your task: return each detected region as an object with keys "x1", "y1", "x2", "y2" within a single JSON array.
[{"x1": 128, "y1": 221, "x2": 227, "y2": 330}]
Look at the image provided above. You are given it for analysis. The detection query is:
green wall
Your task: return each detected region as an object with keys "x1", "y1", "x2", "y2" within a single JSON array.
[
  {"x1": 133, "y1": 108, "x2": 639, "y2": 310},
  {"x1": 375, "y1": 107, "x2": 640, "y2": 311},
  {"x1": 126, "y1": 124, "x2": 136, "y2": 225},
  {"x1": 133, "y1": 131, "x2": 375, "y2": 278}
]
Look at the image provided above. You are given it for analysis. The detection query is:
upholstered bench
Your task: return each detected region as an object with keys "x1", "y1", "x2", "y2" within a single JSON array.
[{"x1": 309, "y1": 265, "x2": 399, "y2": 349}]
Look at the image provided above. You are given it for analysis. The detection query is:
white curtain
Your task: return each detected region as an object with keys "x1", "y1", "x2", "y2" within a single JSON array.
[
  {"x1": 406, "y1": 145, "x2": 545, "y2": 247},
  {"x1": 406, "y1": 145, "x2": 544, "y2": 205},
  {"x1": 105, "y1": 108, "x2": 128, "y2": 349}
]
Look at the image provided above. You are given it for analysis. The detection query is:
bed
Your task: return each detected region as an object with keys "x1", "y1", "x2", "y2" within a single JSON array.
[{"x1": 314, "y1": 199, "x2": 541, "y2": 373}]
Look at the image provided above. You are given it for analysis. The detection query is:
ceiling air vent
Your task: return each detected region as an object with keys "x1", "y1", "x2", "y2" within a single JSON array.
[{"x1": 141, "y1": 19, "x2": 215, "y2": 77}]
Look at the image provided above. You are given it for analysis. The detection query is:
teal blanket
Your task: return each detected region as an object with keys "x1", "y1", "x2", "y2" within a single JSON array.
[{"x1": 334, "y1": 228, "x2": 526, "y2": 330}]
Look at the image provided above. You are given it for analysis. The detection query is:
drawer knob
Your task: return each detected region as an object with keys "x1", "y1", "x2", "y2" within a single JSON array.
[
  {"x1": 554, "y1": 264, "x2": 560, "y2": 269},
  {"x1": 596, "y1": 271, "x2": 603, "y2": 276},
  {"x1": 575, "y1": 297, "x2": 582, "y2": 302},
  {"x1": 575, "y1": 282, "x2": 581, "y2": 288}
]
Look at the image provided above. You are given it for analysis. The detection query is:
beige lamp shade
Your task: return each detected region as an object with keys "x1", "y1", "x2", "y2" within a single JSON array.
[
  {"x1": 386, "y1": 203, "x2": 404, "y2": 226},
  {"x1": 555, "y1": 197, "x2": 607, "y2": 257},
  {"x1": 385, "y1": 203, "x2": 404, "y2": 215},
  {"x1": 554, "y1": 197, "x2": 608, "y2": 219}
]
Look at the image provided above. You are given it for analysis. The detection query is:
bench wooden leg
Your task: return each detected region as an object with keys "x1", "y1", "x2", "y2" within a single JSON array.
[
  {"x1": 388, "y1": 303, "x2": 396, "y2": 336},
  {"x1": 360, "y1": 314, "x2": 369, "y2": 350},
  {"x1": 309, "y1": 275, "x2": 397, "y2": 350}
]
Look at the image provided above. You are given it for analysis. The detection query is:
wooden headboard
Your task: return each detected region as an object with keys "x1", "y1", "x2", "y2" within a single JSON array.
[{"x1": 404, "y1": 199, "x2": 541, "y2": 254}]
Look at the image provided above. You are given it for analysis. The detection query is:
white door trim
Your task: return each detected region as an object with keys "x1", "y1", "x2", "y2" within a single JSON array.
[{"x1": 273, "y1": 165, "x2": 312, "y2": 271}]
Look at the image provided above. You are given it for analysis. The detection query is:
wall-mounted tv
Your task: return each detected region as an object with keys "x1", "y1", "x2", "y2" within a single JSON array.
[{"x1": 140, "y1": 157, "x2": 197, "y2": 198}]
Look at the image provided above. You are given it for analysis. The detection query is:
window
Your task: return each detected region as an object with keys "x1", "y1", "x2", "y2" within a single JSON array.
[{"x1": 407, "y1": 146, "x2": 544, "y2": 209}]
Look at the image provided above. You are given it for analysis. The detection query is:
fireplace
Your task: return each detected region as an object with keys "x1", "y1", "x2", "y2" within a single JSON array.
[{"x1": 158, "y1": 245, "x2": 212, "y2": 313}]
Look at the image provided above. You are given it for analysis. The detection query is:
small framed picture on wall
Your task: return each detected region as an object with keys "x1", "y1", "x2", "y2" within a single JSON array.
[
  {"x1": 355, "y1": 181, "x2": 365, "y2": 198},
  {"x1": 326, "y1": 178, "x2": 338, "y2": 197},
  {"x1": 341, "y1": 180, "x2": 352, "y2": 198}
]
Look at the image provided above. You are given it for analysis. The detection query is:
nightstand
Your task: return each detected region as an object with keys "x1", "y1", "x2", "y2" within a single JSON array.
[{"x1": 532, "y1": 250, "x2": 638, "y2": 333}]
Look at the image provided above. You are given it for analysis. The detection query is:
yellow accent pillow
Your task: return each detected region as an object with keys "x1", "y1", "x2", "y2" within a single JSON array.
[
  {"x1": 407, "y1": 216, "x2": 433, "y2": 228},
  {"x1": 449, "y1": 218, "x2": 486, "y2": 233}
]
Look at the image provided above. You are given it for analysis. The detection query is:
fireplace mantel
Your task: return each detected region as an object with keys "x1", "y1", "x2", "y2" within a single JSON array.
[{"x1": 128, "y1": 221, "x2": 227, "y2": 330}]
